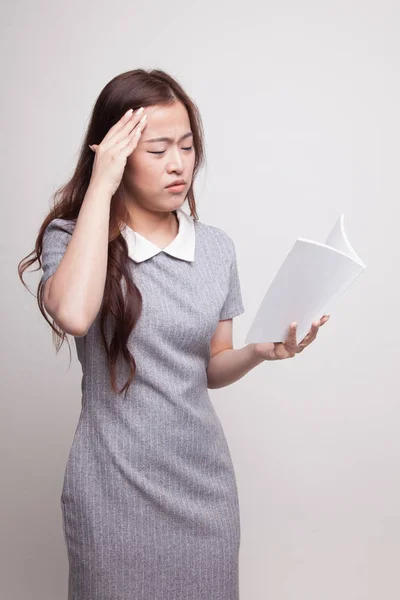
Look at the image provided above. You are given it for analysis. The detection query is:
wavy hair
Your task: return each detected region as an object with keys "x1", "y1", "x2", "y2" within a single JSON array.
[{"x1": 18, "y1": 68, "x2": 206, "y2": 398}]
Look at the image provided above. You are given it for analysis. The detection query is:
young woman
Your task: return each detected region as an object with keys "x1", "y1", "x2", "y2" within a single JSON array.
[{"x1": 18, "y1": 68, "x2": 329, "y2": 600}]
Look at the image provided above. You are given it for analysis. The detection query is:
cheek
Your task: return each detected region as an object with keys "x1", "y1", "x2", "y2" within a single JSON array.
[
  {"x1": 127, "y1": 153, "x2": 156, "y2": 179},
  {"x1": 140, "y1": 163, "x2": 166, "y2": 193}
]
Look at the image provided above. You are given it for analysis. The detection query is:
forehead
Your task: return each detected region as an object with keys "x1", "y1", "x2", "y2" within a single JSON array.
[{"x1": 144, "y1": 102, "x2": 191, "y2": 133}]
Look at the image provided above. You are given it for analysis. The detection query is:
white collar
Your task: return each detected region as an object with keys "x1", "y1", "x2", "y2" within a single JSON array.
[{"x1": 120, "y1": 207, "x2": 195, "y2": 263}]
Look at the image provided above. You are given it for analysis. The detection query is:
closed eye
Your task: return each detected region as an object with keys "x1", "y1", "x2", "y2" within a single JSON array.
[{"x1": 148, "y1": 147, "x2": 193, "y2": 155}]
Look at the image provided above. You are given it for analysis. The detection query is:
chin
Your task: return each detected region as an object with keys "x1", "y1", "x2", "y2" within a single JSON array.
[
  {"x1": 165, "y1": 196, "x2": 186, "y2": 207},
  {"x1": 155, "y1": 199, "x2": 185, "y2": 213}
]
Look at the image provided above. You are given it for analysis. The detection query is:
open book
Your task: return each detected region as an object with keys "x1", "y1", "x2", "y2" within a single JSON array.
[{"x1": 245, "y1": 215, "x2": 366, "y2": 345}]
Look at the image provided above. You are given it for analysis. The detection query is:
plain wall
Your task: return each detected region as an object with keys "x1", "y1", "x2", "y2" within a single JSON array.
[{"x1": 2, "y1": 0, "x2": 400, "y2": 598}]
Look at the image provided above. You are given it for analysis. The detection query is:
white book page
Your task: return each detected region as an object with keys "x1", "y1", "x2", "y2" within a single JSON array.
[
  {"x1": 245, "y1": 215, "x2": 366, "y2": 345},
  {"x1": 323, "y1": 214, "x2": 366, "y2": 267}
]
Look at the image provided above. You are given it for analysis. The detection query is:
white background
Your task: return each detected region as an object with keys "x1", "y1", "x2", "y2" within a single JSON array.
[{"x1": 3, "y1": 0, "x2": 400, "y2": 598}]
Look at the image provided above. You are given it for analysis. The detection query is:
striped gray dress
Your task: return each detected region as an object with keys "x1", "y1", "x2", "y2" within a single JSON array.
[{"x1": 41, "y1": 209, "x2": 245, "y2": 600}]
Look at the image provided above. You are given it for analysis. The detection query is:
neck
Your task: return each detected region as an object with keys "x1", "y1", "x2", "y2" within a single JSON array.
[{"x1": 124, "y1": 205, "x2": 178, "y2": 238}]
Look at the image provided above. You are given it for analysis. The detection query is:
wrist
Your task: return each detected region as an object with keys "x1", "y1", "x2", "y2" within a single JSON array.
[
  {"x1": 247, "y1": 343, "x2": 267, "y2": 364},
  {"x1": 87, "y1": 180, "x2": 114, "y2": 202}
]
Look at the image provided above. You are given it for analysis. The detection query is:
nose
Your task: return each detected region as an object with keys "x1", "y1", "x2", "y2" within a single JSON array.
[{"x1": 166, "y1": 147, "x2": 184, "y2": 172}]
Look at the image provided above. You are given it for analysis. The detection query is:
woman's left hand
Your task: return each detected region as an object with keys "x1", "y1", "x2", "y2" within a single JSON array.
[{"x1": 253, "y1": 315, "x2": 330, "y2": 361}]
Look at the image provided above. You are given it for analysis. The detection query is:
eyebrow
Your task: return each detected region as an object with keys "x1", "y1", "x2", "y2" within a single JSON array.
[{"x1": 143, "y1": 132, "x2": 194, "y2": 143}]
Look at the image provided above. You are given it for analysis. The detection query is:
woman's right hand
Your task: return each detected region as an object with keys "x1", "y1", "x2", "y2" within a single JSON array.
[{"x1": 88, "y1": 107, "x2": 148, "y2": 196}]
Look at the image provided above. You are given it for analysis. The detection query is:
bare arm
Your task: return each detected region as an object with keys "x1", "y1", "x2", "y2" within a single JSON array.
[
  {"x1": 207, "y1": 319, "x2": 265, "y2": 389},
  {"x1": 42, "y1": 107, "x2": 148, "y2": 336},
  {"x1": 44, "y1": 182, "x2": 112, "y2": 336},
  {"x1": 207, "y1": 344, "x2": 265, "y2": 389}
]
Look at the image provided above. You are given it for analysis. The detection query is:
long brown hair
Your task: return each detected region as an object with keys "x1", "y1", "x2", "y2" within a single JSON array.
[{"x1": 18, "y1": 68, "x2": 206, "y2": 398}]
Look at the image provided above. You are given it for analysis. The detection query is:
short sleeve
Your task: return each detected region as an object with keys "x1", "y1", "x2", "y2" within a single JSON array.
[
  {"x1": 40, "y1": 218, "x2": 76, "y2": 287},
  {"x1": 219, "y1": 238, "x2": 245, "y2": 321}
]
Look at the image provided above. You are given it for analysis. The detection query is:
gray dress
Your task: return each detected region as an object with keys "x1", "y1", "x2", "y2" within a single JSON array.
[{"x1": 41, "y1": 211, "x2": 245, "y2": 600}]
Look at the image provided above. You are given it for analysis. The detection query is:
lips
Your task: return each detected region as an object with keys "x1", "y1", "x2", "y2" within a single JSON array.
[{"x1": 166, "y1": 180, "x2": 185, "y2": 188}]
